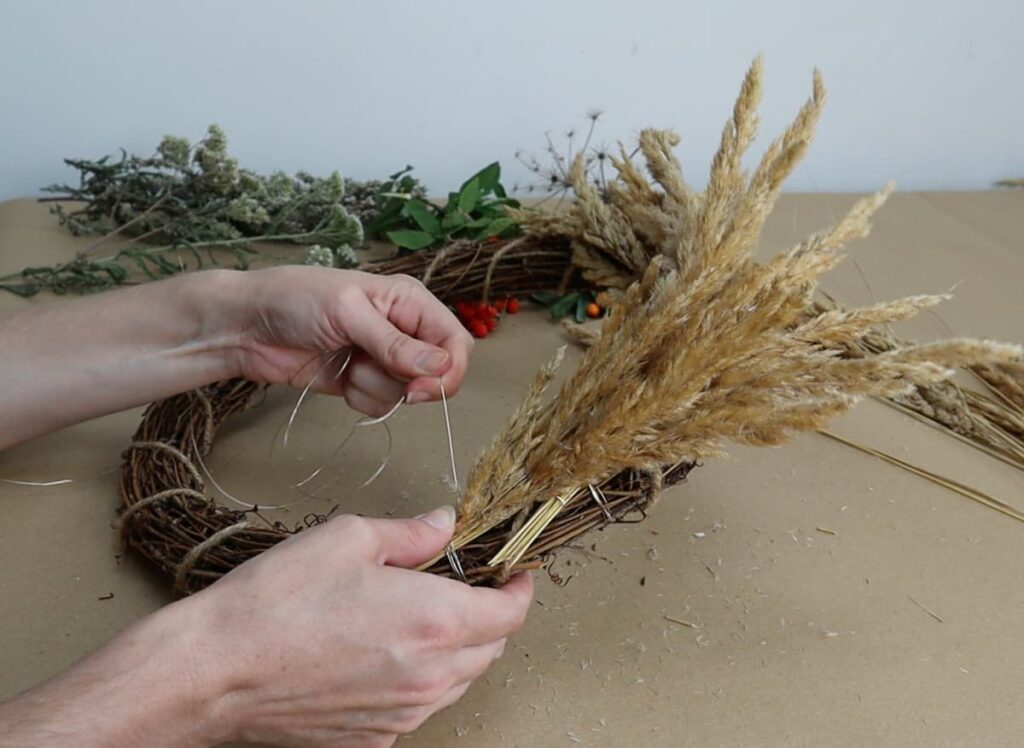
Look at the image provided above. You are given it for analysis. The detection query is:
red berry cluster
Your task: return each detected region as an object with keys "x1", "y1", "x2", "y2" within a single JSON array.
[{"x1": 454, "y1": 298, "x2": 520, "y2": 338}]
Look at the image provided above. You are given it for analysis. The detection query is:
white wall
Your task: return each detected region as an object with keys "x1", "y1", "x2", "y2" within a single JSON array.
[{"x1": 0, "y1": 0, "x2": 1021, "y2": 200}]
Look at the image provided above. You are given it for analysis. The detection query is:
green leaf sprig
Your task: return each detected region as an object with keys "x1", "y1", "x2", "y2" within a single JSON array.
[{"x1": 385, "y1": 162, "x2": 521, "y2": 251}]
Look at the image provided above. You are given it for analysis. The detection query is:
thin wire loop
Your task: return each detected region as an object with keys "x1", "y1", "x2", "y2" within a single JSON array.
[
  {"x1": 445, "y1": 542, "x2": 467, "y2": 582},
  {"x1": 438, "y1": 377, "x2": 467, "y2": 581},
  {"x1": 588, "y1": 483, "x2": 614, "y2": 521},
  {"x1": 283, "y1": 349, "x2": 353, "y2": 448}
]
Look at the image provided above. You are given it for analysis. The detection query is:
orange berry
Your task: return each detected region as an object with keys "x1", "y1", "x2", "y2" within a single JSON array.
[{"x1": 585, "y1": 302, "x2": 602, "y2": 318}]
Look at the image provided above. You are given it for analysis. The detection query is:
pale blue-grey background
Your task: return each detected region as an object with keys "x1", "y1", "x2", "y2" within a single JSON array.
[{"x1": 0, "y1": 0, "x2": 1020, "y2": 199}]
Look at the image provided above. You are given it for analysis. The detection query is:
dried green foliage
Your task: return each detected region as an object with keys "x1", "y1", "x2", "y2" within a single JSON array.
[
  {"x1": 44, "y1": 125, "x2": 360, "y2": 244},
  {"x1": 1, "y1": 125, "x2": 365, "y2": 296}
]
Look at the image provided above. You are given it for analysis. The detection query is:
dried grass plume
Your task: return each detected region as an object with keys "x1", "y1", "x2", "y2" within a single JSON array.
[{"x1": 447, "y1": 58, "x2": 1021, "y2": 574}]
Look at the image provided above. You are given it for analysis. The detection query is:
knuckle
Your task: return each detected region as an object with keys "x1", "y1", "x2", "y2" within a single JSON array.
[
  {"x1": 384, "y1": 330, "x2": 411, "y2": 363},
  {"x1": 417, "y1": 610, "x2": 461, "y2": 648},
  {"x1": 397, "y1": 273, "x2": 425, "y2": 289},
  {"x1": 390, "y1": 706, "x2": 433, "y2": 734},
  {"x1": 335, "y1": 283, "x2": 365, "y2": 309},
  {"x1": 404, "y1": 670, "x2": 448, "y2": 706},
  {"x1": 333, "y1": 514, "x2": 374, "y2": 544}
]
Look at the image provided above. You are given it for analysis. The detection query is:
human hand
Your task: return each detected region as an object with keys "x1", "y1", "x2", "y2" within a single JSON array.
[
  {"x1": 188, "y1": 506, "x2": 532, "y2": 747},
  {"x1": 0, "y1": 507, "x2": 531, "y2": 747},
  {"x1": 214, "y1": 266, "x2": 474, "y2": 416}
]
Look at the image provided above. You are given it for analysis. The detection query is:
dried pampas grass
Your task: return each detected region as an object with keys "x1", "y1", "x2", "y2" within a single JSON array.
[
  {"x1": 821, "y1": 302, "x2": 1024, "y2": 469},
  {"x1": 429, "y1": 58, "x2": 1020, "y2": 581},
  {"x1": 518, "y1": 59, "x2": 1024, "y2": 479}
]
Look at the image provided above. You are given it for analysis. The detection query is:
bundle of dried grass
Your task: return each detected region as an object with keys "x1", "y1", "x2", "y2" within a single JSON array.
[
  {"x1": 821, "y1": 302, "x2": 1024, "y2": 469},
  {"x1": 427, "y1": 61, "x2": 1018, "y2": 580},
  {"x1": 119, "y1": 60, "x2": 1021, "y2": 593},
  {"x1": 516, "y1": 59, "x2": 1024, "y2": 478}
]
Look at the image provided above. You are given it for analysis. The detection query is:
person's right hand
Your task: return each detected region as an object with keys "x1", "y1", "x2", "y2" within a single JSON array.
[{"x1": 189, "y1": 505, "x2": 532, "y2": 747}]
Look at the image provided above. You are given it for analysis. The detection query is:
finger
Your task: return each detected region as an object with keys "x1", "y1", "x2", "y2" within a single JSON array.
[
  {"x1": 342, "y1": 291, "x2": 454, "y2": 384},
  {"x1": 444, "y1": 639, "x2": 507, "y2": 686},
  {"x1": 431, "y1": 681, "x2": 472, "y2": 715},
  {"x1": 362, "y1": 507, "x2": 456, "y2": 567},
  {"x1": 452, "y1": 572, "x2": 534, "y2": 645},
  {"x1": 405, "y1": 328, "x2": 472, "y2": 404},
  {"x1": 361, "y1": 276, "x2": 474, "y2": 403},
  {"x1": 345, "y1": 354, "x2": 407, "y2": 404},
  {"x1": 343, "y1": 386, "x2": 397, "y2": 418},
  {"x1": 420, "y1": 640, "x2": 505, "y2": 695}
]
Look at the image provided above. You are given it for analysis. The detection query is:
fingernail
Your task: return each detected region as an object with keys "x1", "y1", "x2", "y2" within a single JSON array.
[
  {"x1": 416, "y1": 505, "x2": 456, "y2": 531},
  {"x1": 406, "y1": 391, "x2": 431, "y2": 405},
  {"x1": 415, "y1": 349, "x2": 450, "y2": 375}
]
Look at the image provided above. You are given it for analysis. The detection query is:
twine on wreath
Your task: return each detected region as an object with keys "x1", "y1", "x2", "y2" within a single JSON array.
[
  {"x1": 115, "y1": 487, "x2": 208, "y2": 542},
  {"x1": 173, "y1": 520, "x2": 251, "y2": 594},
  {"x1": 481, "y1": 238, "x2": 525, "y2": 303},
  {"x1": 123, "y1": 440, "x2": 205, "y2": 488}
]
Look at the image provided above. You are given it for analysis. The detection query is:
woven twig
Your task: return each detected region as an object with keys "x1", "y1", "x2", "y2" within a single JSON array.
[
  {"x1": 363, "y1": 236, "x2": 582, "y2": 304},
  {"x1": 117, "y1": 378, "x2": 694, "y2": 595}
]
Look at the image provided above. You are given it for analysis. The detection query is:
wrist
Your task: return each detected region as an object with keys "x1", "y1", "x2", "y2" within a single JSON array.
[
  {"x1": 117, "y1": 596, "x2": 239, "y2": 746},
  {"x1": 0, "y1": 597, "x2": 234, "y2": 747},
  {"x1": 167, "y1": 589, "x2": 262, "y2": 746},
  {"x1": 180, "y1": 269, "x2": 252, "y2": 381}
]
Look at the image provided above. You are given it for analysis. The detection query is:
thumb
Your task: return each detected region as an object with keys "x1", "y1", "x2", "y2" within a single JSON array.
[
  {"x1": 343, "y1": 295, "x2": 451, "y2": 380},
  {"x1": 367, "y1": 505, "x2": 456, "y2": 568}
]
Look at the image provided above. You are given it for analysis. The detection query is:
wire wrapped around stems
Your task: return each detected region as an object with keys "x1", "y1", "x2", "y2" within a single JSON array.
[{"x1": 117, "y1": 378, "x2": 694, "y2": 595}]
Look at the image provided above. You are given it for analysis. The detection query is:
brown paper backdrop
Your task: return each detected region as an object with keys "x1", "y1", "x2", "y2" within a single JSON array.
[{"x1": 0, "y1": 192, "x2": 1021, "y2": 746}]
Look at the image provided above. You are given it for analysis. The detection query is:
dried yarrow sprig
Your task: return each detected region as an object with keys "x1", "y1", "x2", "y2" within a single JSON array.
[{"x1": 119, "y1": 60, "x2": 1020, "y2": 594}]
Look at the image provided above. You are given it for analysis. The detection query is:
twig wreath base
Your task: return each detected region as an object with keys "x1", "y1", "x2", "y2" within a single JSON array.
[
  {"x1": 363, "y1": 236, "x2": 583, "y2": 305},
  {"x1": 117, "y1": 378, "x2": 694, "y2": 596}
]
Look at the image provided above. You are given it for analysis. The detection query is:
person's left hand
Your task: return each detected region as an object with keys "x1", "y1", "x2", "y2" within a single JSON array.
[{"x1": 215, "y1": 267, "x2": 474, "y2": 416}]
